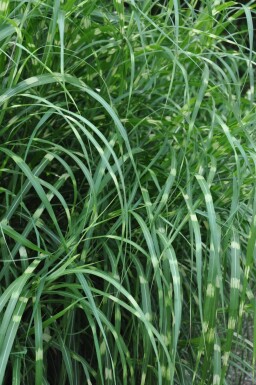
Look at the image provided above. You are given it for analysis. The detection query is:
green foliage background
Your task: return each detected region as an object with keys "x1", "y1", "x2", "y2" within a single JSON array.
[{"x1": 0, "y1": 1, "x2": 255, "y2": 384}]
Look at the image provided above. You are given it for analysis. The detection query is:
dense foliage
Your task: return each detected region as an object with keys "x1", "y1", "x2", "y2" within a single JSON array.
[{"x1": 0, "y1": 1, "x2": 255, "y2": 384}]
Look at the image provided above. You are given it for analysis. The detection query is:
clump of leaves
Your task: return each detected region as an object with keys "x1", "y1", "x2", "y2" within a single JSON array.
[{"x1": 0, "y1": 1, "x2": 255, "y2": 385}]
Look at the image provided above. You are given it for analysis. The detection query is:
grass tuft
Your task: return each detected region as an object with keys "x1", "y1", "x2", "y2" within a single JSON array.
[{"x1": 0, "y1": 1, "x2": 255, "y2": 384}]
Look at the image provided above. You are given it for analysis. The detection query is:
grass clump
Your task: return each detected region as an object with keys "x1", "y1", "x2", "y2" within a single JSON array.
[{"x1": 0, "y1": 1, "x2": 255, "y2": 384}]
